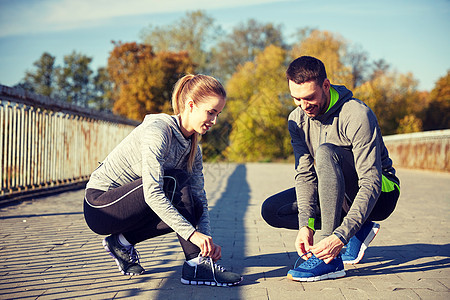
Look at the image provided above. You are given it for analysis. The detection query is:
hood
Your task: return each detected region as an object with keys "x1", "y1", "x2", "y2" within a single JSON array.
[
  {"x1": 314, "y1": 84, "x2": 353, "y2": 123},
  {"x1": 144, "y1": 113, "x2": 191, "y2": 146}
]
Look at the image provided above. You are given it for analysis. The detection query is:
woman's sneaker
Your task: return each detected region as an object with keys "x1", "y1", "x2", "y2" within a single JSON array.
[
  {"x1": 102, "y1": 234, "x2": 145, "y2": 275},
  {"x1": 287, "y1": 253, "x2": 345, "y2": 282},
  {"x1": 181, "y1": 256, "x2": 243, "y2": 287},
  {"x1": 342, "y1": 221, "x2": 380, "y2": 264}
]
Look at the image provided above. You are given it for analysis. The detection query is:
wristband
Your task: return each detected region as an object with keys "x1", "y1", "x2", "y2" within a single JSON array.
[{"x1": 333, "y1": 232, "x2": 347, "y2": 245}]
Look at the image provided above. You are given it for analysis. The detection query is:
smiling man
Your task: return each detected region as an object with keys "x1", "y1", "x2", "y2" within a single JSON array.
[{"x1": 261, "y1": 56, "x2": 400, "y2": 282}]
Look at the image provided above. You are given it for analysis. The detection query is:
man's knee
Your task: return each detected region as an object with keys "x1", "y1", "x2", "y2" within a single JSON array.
[
  {"x1": 261, "y1": 196, "x2": 276, "y2": 224},
  {"x1": 261, "y1": 193, "x2": 287, "y2": 227},
  {"x1": 316, "y1": 143, "x2": 339, "y2": 162}
]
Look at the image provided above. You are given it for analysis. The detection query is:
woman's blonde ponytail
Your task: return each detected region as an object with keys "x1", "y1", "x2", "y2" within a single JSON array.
[
  {"x1": 172, "y1": 74, "x2": 195, "y2": 115},
  {"x1": 171, "y1": 74, "x2": 226, "y2": 173}
]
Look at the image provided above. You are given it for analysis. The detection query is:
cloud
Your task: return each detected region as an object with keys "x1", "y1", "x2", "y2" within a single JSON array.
[{"x1": 0, "y1": 0, "x2": 289, "y2": 37}]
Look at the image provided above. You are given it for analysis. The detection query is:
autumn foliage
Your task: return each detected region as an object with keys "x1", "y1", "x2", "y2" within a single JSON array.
[
  {"x1": 17, "y1": 11, "x2": 449, "y2": 162},
  {"x1": 107, "y1": 42, "x2": 195, "y2": 120}
]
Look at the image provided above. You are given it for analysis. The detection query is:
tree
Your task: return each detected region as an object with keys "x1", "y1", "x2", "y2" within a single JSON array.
[
  {"x1": 344, "y1": 44, "x2": 370, "y2": 88},
  {"x1": 422, "y1": 70, "x2": 450, "y2": 130},
  {"x1": 55, "y1": 51, "x2": 93, "y2": 107},
  {"x1": 291, "y1": 30, "x2": 354, "y2": 88},
  {"x1": 396, "y1": 114, "x2": 423, "y2": 134},
  {"x1": 140, "y1": 10, "x2": 221, "y2": 74},
  {"x1": 17, "y1": 52, "x2": 56, "y2": 97},
  {"x1": 91, "y1": 67, "x2": 114, "y2": 111},
  {"x1": 354, "y1": 70, "x2": 421, "y2": 135},
  {"x1": 224, "y1": 45, "x2": 293, "y2": 162},
  {"x1": 107, "y1": 42, "x2": 195, "y2": 120},
  {"x1": 210, "y1": 19, "x2": 286, "y2": 81},
  {"x1": 370, "y1": 59, "x2": 390, "y2": 80}
]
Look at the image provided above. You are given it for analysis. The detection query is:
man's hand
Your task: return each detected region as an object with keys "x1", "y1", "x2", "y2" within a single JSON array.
[
  {"x1": 295, "y1": 226, "x2": 314, "y2": 259},
  {"x1": 310, "y1": 234, "x2": 344, "y2": 264},
  {"x1": 188, "y1": 231, "x2": 222, "y2": 261}
]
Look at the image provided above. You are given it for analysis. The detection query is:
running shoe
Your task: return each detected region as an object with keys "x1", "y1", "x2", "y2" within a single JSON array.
[
  {"x1": 342, "y1": 221, "x2": 380, "y2": 264},
  {"x1": 102, "y1": 234, "x2": 145, "y2": 275},
  {"x1": 287, "y1": 253, "x2": 345, "y2": 282},
  {"x1": 181, "y1": 256, "x2": 243, "y2": 287}
]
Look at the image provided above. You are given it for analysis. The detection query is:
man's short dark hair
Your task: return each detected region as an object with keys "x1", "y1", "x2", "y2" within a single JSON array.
[{"x1": 286, "y1": 56, "x2": 327, "y2": 85}]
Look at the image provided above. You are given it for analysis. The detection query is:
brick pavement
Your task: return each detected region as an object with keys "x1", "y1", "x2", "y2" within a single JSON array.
[{"x1": 0, "y1": 163, "x2": 449, "y2": 299}]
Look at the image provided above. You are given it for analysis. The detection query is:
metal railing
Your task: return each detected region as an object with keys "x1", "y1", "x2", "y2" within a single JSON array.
[{"x1": 0, "y1": 85, "x2": 138, "y2": 202}]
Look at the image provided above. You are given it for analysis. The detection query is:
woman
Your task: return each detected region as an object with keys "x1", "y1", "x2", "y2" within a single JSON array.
[{"x1": 83, "y1": 74, "x2": 242, "y2": 287}]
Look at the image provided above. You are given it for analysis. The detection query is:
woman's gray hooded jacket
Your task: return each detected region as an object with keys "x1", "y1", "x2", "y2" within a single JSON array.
[{"x1": 86, "y1": 113, "x2": 210, "y2": 241}]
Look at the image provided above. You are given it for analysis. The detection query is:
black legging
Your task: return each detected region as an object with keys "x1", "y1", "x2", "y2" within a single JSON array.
[
  {"x1": 261, "y1": 186, "x2": 399, "y2": 230},
  {"x1": 84, "y1": 169, "x2": 203, "y2": 260},
  {"x1": 261, "y1": 144, "x2": 399, "y2": 241}
]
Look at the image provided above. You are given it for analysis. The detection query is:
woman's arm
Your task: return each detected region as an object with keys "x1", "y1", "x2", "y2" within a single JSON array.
[
  {"x1": 141, "y1": 122, "x2": 197, "y2": 241},
  {"x1": 190, "y1": 146, "x2": 211, "y2": 236}
]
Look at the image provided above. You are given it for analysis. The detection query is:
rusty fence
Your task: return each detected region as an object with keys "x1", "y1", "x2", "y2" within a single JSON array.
[
  {"x1": 0, "y1": 85, "x2": 138, "y2": 203},
  {"x1": 384, "y1": 129, "x2": 450, "y2": 173}
]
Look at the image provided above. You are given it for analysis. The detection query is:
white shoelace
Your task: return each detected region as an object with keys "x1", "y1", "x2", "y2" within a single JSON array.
[
  {"x1": 196, "y1": 255, "x2": 225, "y2": 285},
  {"x1": 123, "y1": 245, "x2": 141, "y2": 264}
]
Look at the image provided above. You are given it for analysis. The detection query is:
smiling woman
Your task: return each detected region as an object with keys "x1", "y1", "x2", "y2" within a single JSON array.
[
  {"x1": 172, "y1": 75, "x2": 226, "y2": 151},
  {"x1": 82, "y1": 74, "x2": 243, "y2": 286}
]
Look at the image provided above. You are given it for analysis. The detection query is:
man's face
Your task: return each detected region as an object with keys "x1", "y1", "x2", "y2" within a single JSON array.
[{"x1": 288, "y1": 79, "x2": 330, "y2": 118}]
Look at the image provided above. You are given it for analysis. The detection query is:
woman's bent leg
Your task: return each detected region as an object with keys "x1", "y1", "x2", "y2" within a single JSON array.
[{"x1": 84, "y1": 169, "x2": 203, "y2": 260}]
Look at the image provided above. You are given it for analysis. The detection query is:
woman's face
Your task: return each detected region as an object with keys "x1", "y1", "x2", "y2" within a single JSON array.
[{"x1": 184, "y1": 96, "x2": 226, "y2": 136}]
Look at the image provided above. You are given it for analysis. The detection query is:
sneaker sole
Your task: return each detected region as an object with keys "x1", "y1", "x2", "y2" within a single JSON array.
[
  {"x1": 287, "y1": 270, "x2": 346, "y2": 282},
  {"x1": 343, "y1": 224, "x2": 380, "y2": 265},
  {"x1": 180, "y1": 277, "x2": 243, "y2": 287},
  {"x1": 102, "y1": 238, "x2": 144, "y2": 276}
]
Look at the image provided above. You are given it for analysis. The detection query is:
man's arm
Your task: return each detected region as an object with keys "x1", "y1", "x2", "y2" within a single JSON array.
[{"x1": 288, "y1": 117, "x2": 317, "y2": 230}]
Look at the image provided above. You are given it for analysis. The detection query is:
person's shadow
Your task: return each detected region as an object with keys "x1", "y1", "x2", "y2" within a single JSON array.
[
  {"x1": 348, "y1": 243, "x2": 450, "y2": 276},
  {"x1": 241, "y1": 243, "x2": 450, "y2": 282}
]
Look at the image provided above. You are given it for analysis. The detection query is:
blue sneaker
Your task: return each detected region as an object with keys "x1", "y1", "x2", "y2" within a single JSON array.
[
  {"x1": 287, "y1": 253, "x2": 345, "y2": 282},
  {"x1": 342, "y1": 221, "x2": 380, "y2": 264}
]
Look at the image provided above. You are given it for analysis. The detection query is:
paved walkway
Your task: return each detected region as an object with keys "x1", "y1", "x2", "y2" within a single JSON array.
[{"x1": 1, "y1": 163, "x2": 449, "y2": 299}]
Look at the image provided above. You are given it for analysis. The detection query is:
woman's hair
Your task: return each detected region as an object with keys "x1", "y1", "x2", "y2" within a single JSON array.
[{"x1": 171, "y1": 74, "x2": 226, "y2": 173}]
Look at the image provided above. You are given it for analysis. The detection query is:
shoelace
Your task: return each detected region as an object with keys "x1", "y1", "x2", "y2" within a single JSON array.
[
  {"x1": 196, "y1": 255, "x2": 226, "y2": 285},
  {"x1": 293, "y1": 251, "x2": 320, "y2": 269},
  {"x1": 122, "y1": 245, "x2": 141, "y2": 264}
]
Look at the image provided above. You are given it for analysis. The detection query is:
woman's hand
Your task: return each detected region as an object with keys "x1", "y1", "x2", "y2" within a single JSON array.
[
  {"x1": 295, "y1": 226, "x2": 314, "y2": 259},
  {"x1": 310, "y1": 234, "x2": 344, "y2": 264},
  {"x1": 188, "y1": 231, "x2": 222, "y2": 261}
]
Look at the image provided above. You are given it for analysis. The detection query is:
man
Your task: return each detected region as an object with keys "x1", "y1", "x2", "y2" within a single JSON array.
[{"x1": 261, "y1": 56, "x2": 400, "y2": 282}]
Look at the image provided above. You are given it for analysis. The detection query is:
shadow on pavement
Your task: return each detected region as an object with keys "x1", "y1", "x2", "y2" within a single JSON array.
[
  {"x1": 238, "y1": 243, "x2": 450, "y2": 282},
  {"x1": 155, "y1": 164, "x2": 250, "y2": 299},
  {"x1": 348, "y1": 243, "x2": 450, "y2": 276}
]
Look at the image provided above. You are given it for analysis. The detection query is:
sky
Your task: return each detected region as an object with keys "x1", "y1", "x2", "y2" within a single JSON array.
[{"x1": 0, "y1": 0, "x2": 449, "y2": 91}]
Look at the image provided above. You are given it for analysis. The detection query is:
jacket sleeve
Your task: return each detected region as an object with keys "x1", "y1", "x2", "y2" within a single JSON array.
[
  {"x1": 191, "y1": 146, "x2": 212, "y2": 236},
  {"x1": 333, "y1": 106, "x2": 382, "y2": 243},
  {"x1": 141, "y1": 122, "x2": 196, "y2": 241},
  {"x1": 288, "y1": 117, "x2": 318, "y2": 230}
]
